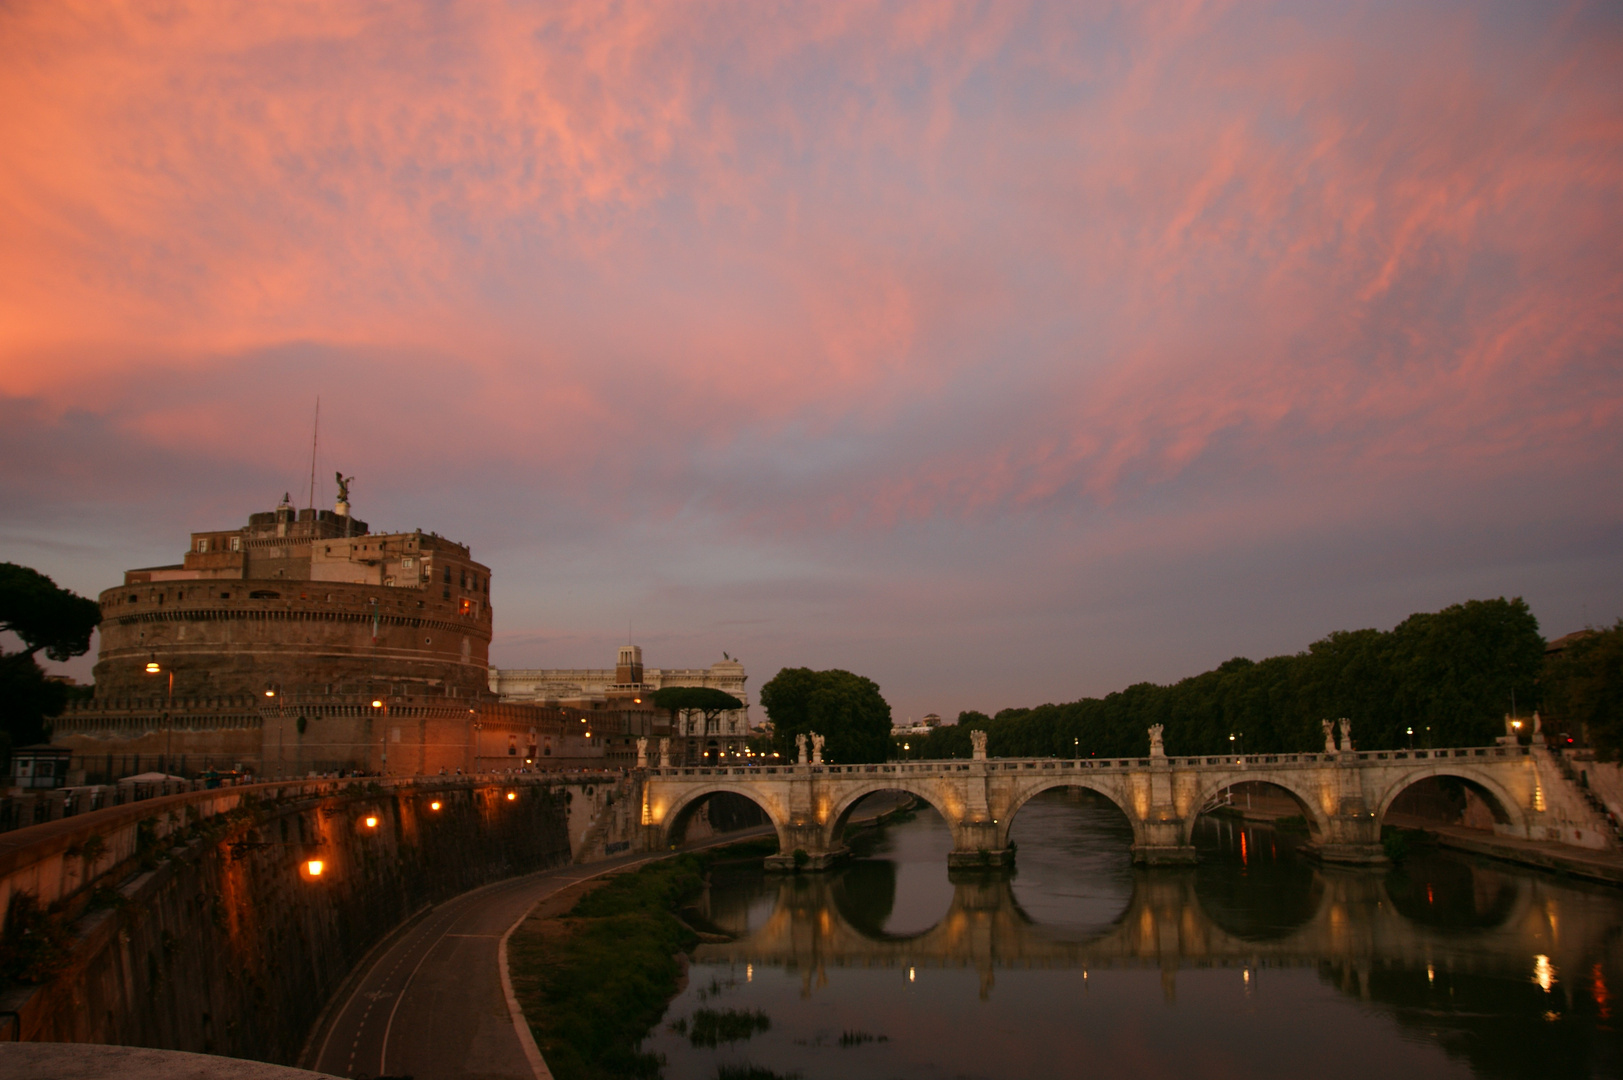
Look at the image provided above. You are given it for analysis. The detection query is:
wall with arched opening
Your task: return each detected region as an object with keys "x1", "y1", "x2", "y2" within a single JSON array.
[
  {"x1": 658, "y1": 784, "x2": 787, "y2": 851},
  {"x1": 995, "y1": 780, "x2": 1144, "y2": 853},
  {"x1": 1376, "y1": 771, "x2": 1524, "y2": 835},
  {"x1": 822, "y1": 778, "x2": 977, "y2": 851},
  {"x1": 1181, "y1": 777, "x2": 1332, "y2": 845}
]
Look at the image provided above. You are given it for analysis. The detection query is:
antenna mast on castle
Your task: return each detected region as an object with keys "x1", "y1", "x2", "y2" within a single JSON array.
[{"x1": 306, "y1": 397, "x2": 321, "y2": 511}]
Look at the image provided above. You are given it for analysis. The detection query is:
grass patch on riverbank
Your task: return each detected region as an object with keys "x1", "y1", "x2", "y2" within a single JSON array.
[{"x1": 507, "y1": 838, "x2": 775, "y2": 1080}]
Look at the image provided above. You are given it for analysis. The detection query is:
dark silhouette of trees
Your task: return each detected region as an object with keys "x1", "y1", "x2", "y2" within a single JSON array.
[
  {"x1": 1543, "y1": 620, "x2": 1623, "y2": 759},
  {"x1": 908, "y1": 598, "x2": 1545, "y2": 760},
  {"x1": 651, "y1": 686, "x2": 744, "y2": 737},
  {"x1": 760, "y1": 668, "x2": 892, "y2": 763},
  {"x1": 0, "y1": 563, "x2": 101, "y2": 765}
]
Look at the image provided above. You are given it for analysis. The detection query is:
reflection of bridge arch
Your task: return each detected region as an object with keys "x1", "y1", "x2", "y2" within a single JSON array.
[
  {"x1": 657, "y1": 782, "x2": 790, "y2": 851},
  {"x1": 695, "y1": 862, "x2": 1579, "y2": 991},
  {"x1": 994, "y1": 780, "x2": 1144, "y2": 851},
  {"x1": 1181, "y1": 776, "x2": 1332, "y2": 844},
  {"x1": 1373, "y1": 767, "x2": 1527, "y2": 833}
]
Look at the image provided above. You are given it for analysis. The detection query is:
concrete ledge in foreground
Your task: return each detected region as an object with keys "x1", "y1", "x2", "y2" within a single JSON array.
[{"x1": 0, "y1": 1044, "x2": 340, "y2": 1080}]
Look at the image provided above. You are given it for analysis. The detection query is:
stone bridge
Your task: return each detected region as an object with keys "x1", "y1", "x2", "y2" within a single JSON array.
[
  {"x1": 640, "y1": 731, "x2": 1599, "y2": 869},
  {"x1": 690, "y1": 863, "x2": 1601, "y2": 1001}
]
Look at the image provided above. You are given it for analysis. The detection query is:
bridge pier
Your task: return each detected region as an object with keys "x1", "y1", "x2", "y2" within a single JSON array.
[
  {"x1": 1131, "y1": 819, "x2": 1198, "y2": 865},
  {"x1": 947, "y1": 819, "x2": 1013, "y2": 868},
  {"x1": 763, "y1": 820, "x2": 849, "y2": 871},
  {"x1": 1309, "y1": 809, "x2": 1387, "y2": 864}
]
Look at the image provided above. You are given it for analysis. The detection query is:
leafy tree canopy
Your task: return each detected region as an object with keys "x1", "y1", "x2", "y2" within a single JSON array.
[
  {"x1": 0, "y1": 563, "x2": 101, "y2": 762},
  {"x1": 1543, "y1": 621, "x2": 1623, "y2": 759},
  {"x1": 0, "y1": 563, "x2": 101, "y2": 662},
  {"x1": 651, "y1": 686, "x2": 744, "y2": 728},
  {"x1": 760, "y1": 667, "x2": 892, "y2": 764},
  {"x1": 905, "y1": 597, "x2": 1545, "y2": 760}
]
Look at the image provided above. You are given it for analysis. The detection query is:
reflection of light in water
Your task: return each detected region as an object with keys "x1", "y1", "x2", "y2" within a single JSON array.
[
  {"x1": 746, "y1": 963, "x2": 752, "y2": 983},
  {"x1": 1427, "y1": 964, "x2": 1435, "y2": 984},
  {"x1": 1593, "y1": 963, "x2": 1611, "y2": 1020},
  {"x1": 1534, "y1": 954, "x2": 1556, "y2": 992},
  {"x1": 1240, "y1": 830, "x2": 1248, "y2": 865},
  {"x1": 908, "y1": 966, "x2": 915, "y2": 983}
]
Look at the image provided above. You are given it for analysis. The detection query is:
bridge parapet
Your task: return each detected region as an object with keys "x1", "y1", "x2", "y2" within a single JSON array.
[{"x1": 641, "y1": 742, "x2": 1582, "y2": 871}]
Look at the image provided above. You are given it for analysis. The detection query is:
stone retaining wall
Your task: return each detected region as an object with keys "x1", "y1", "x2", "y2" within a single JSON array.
[{"x1": 0, "y1": 774, "x2": 587, "y2": 1062}]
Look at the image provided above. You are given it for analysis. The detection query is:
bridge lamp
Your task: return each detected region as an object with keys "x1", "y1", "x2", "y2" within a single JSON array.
[
  {"x1": 146, "y1": 660, "x2": 161, "y2": 674},
  {"x1": 302, "y1": 859, "x2": 325, "y2": 880},
  {"x1": 363, "y1": 815, "x2": 379, "y2": 829},
  {"x1": 507, "y1": 791, "x2": 517, "y2": 801},
  {"x1": 265, "y1": 689, "x2": 276, "y2": 698},
  {"x1": 429, "y1": 800, "x2": 441, "y2": 811},
  {"x1": 372, "y1": 699, "x2": 384, "y2": 709},
  {"x1": 1406, "y1": 727, "x2": 1414, "y2": 749}
]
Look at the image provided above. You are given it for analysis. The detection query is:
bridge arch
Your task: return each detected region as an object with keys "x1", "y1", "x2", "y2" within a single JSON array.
[
  {"x1": 824, "y1": 778, "x2": 964, "y2": 850},
  {"x1": 1181, "y1": 774, "x2": 1333, "y2": 845},
  {"x1": 995, "y1": 778, "x2": 1145, "y2": 851},
  {"x1": 1373, "y1": 767, "x2": 1526, "y2": 835},
  {"x1": 655, "y1": 782, "x2": 790, "y2": 852}
]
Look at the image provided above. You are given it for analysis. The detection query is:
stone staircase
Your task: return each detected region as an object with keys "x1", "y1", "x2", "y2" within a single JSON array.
[{"x1": 1550, "y1": 747, "x2": 1623, "y2": 844}]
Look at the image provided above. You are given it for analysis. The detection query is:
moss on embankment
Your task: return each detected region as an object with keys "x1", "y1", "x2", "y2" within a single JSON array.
[{"x1": 507, "y1": 837, "x2": 777, "y2": 1080}]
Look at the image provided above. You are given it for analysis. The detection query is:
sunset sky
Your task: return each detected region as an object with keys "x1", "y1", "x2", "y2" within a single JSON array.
[{"x1": 3, "y1": 2, "x2": 1620, "y2": 720}]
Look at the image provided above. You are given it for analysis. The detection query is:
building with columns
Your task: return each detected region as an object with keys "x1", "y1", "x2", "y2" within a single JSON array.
[{"x1": 490, "y1": 646, "x2": 754, "y2": 768}]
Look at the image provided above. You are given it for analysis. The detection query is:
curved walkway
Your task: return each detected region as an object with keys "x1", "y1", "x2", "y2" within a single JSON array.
[{"x1": 301, "y1": 829, "x2": 772, "y2": 1080}]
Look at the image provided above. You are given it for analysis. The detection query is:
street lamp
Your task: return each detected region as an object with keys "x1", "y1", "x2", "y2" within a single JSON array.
[
  {"x1": 1406, "y1": 727, "x2": 1414, "y2": 750},
  {"x1": 1074, "y1": 736, "x2": 1079, "y2": 761},
  {"x1": 371, "y1": 698, "x2": 387, "y2": 774},
  {"x1": 146, "y1": 657, "x2": 175, "y2": 775}
]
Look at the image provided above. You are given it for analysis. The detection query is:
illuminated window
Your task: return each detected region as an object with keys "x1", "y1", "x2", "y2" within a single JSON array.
[{"x1": 460, "y1": 598, "x2": 473, "y2": 615}]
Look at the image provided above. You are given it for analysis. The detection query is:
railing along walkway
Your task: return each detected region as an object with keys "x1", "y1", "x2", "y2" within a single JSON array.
[{"x1": 645, "y1": 745, "x2": 1530, "y2": 779}]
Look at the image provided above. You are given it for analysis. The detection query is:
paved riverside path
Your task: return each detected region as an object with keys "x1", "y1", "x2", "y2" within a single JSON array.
[{"x1": 303, "y1": 827, "x2": 776, "y2": 1080}]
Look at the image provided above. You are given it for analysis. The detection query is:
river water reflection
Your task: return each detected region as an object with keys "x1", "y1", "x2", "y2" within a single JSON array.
[{"x1": 647, "y1": 790, "x2": 1623, "y2": 1079}]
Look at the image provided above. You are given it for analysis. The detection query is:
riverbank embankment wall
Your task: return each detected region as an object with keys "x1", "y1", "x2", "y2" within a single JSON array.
[{"x1": 0, "y1": 773, "x2": 615, "y2": 1061}]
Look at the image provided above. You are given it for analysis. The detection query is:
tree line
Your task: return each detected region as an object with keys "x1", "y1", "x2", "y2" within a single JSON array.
[{"x1": 899, "y1": 598, "x2": 1623, "y2": 761}]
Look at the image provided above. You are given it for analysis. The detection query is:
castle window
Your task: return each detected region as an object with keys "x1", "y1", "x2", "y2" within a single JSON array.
[
  {"x1": 402, "y1": 557, "x2": 414, "y2": 569},
  {"x1": 460, "y1": 598, "x2": 473, "y2": 615},
  {"x1": 230, "y1": 536, "x2": 241, "y2": 552},
  {"x1": 443, "y1": 566, "x2": 451, "y2": 583},
  {"x1": 197, "y1": 538, "x2": 210, "y2": 553}
]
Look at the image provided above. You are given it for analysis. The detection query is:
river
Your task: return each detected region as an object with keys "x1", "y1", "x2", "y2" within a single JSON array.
[{"x1": 644, "y1": 789, "x2": 1623, "y2": 1079}]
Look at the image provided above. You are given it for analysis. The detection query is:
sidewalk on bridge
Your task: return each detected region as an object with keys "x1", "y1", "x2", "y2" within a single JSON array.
[{"x1": 1421, "y1": 824, "x2": 1623, "y2": 887}]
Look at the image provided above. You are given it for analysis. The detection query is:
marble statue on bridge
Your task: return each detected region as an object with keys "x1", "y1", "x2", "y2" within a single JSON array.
[
  {"x1": 1148, "y1": 724, "x2": 1165, "y2": 758},
  {"x1": 971, "y1": 729, "x2": 988, "y2": 760},
  {"x1": 636, "y1": 738, "x2": 648, "y2": 769},
  {"x1": 1322, "y1": 719, "x2": 1337, "y2": 755},
  {"x1": 1338, "y1": 717, "x2": 1352, "y2": 752},
  {"x1": 811, "y1": 732, "x2": 824, "y2": 765},
  {"x1": 796, "y1": 733, "x2": 808, "y2": 765}
]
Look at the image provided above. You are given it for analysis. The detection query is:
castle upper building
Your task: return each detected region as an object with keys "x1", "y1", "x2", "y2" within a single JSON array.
[
  {"x1": 57, "y1": 492, "x2": 600, "y2": 780},
  {"x1": 94, "y1": 494, "x2": 494, "y2": 702}
]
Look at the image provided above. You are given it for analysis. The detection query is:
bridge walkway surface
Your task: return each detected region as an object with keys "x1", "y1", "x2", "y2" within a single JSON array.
[{"x1": 301, "y1": 826, "x2": 775, "y2": 1080}]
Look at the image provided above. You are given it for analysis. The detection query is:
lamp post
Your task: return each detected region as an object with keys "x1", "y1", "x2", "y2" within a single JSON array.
[
  {"x1": 372, "y1": 698, "x2": 387, "y2": 776},
  {"x1": 1406, "y1": 726, "x2": 1414, "y2": 751},
  {"x1": 146, "y1": 658, "x2": 174, "y2": 775},
  {"x1": 1074, "y1": 736, "x2": 1079, "y2": 761}
]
